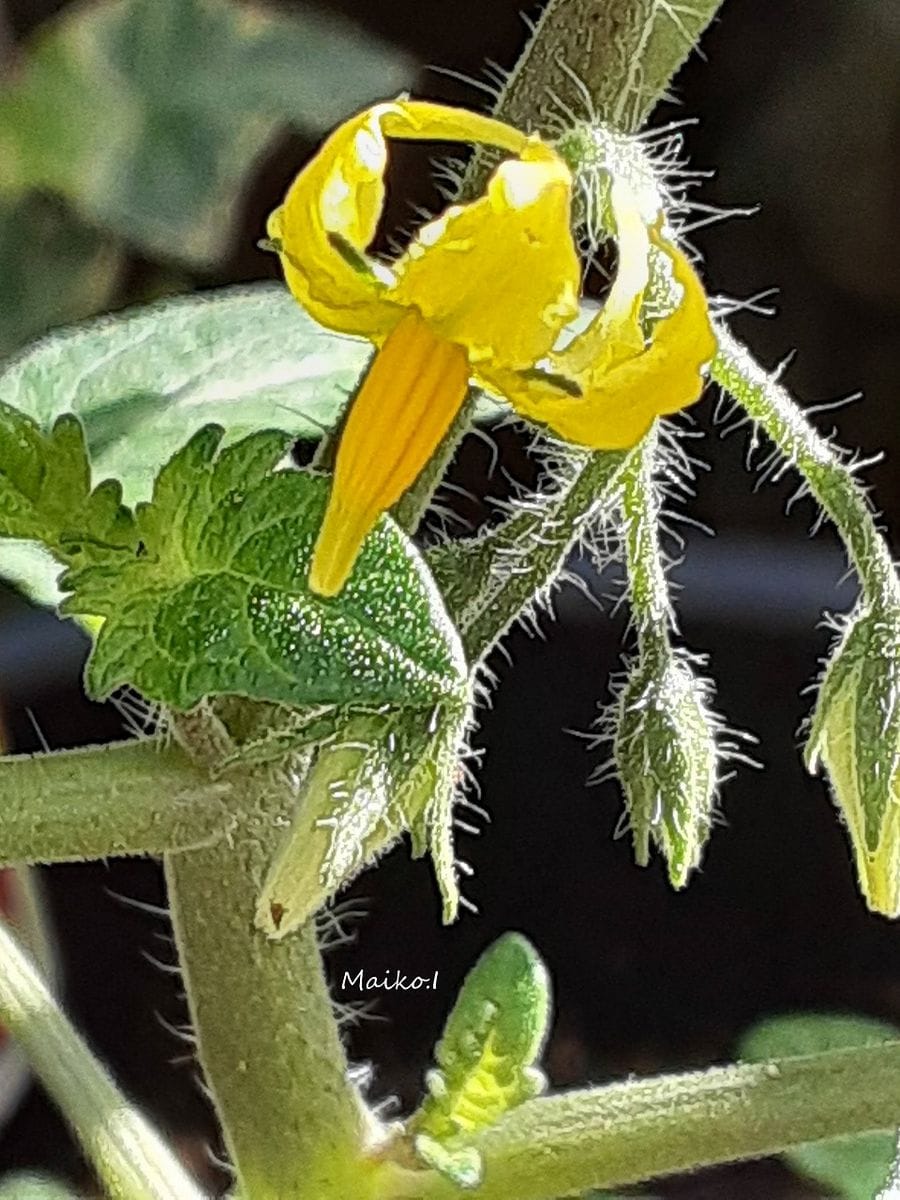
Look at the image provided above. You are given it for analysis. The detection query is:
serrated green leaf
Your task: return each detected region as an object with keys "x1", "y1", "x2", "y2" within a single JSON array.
[
  {"x1": 0, "y1": 194, "x2": 120, "y2": 361},
  {"x1": 0, "y1": 404, "x2": 135, "y2": 569},
  {"x1": 410, "y1": 933, "x2": 551, "y2": 1155},
  {"x1": 63, "y1": 426, "x2": 466, "y2": 712},
  {"x1": 0, "y1": 0, "x2": 411, "y2": 266},
  {"x1": 739, "y1": 1013, "x2": 899, "y2": 1200}
]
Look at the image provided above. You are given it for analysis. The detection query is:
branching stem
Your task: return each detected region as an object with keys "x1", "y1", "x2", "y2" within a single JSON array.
[
  {"x1": 383, "y1": 1042, "x2": 900, "y2": 1199},
  {"x1": 0, "y1": 740, "x2": 232, "y2": 868},
  {"x1": 164, "y1": 745, "x2": 375, "y2": 1200}
]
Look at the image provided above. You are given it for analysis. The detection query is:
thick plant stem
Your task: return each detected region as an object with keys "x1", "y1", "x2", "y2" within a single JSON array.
[
  {"x1": 0, "y1": 920, "x2": 203, "y2": 1200},
  {"x1": 487, "y1": 0, "x2": 725, "y2": 140},
  {"x1": 164, "y1": 790, "x2": 375, "y2": 1200},
  {"x1": 0, "y1": 741, "x2": 232, "y2": 868},
  {"x1": 620, "y1": 430, "x2": 671, "y2": 663},
  {"x1": 713, "y1": 325, "x2": 900, "y2": 606},
  {"x1": 386, "y1": 1043, "x2": 900, "y2": 1200}
]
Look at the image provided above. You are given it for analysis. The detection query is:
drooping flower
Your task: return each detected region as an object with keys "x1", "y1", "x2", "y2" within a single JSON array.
[{"x1": 268, "y1": 100, "x2": 715, "y2": 596}]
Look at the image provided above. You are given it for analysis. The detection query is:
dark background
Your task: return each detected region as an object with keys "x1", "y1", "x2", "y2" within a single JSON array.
[{"x1": 1, "y1": 1, "x2": 899, "y2": 1196}]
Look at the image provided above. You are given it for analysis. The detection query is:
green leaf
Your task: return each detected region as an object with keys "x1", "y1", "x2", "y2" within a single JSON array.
[
  {"x1": 0, "y1": 194, "x2": 120, "y2": 361},
  {"x1": 0, "y1": 0, "x2": 411, "y2": 266},
  {"x1": 739, "y1": 1013, "x2": 899, "y2": 1200},
  {"x1": 414, "y1": 1136, "x2": 483, "y2": 1190},
  {"x1": 409, "y1": 933, "x2": 551, "y2": 1183},
  {"x1": 0, "y1": 403, "x2": 135, "y2": 566},
  {"x1": 0, "y1": 284, "x2": 374, "y2": 509},
  {"x1": 64, "y1": 426, "x2": 466, "y2": 712}
]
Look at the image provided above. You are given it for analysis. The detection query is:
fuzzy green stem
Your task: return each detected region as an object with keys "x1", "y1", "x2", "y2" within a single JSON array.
[
  {"x1": 488, "y1": 0, "x2": 725, "y2": 140},
  {"x1": 0, "y1": 741, "x2": 232, "y2": 868},
  {"x1": 713, "y1": 325, "x2": 900, "y2": 606},
  {"x1": 620, "y1": 430, "x2": 671, "y2": 663},
  {"x1": 164, "y1": 790, "x2": 375, "y2": 1200},
  {"x1": 429, "y1": 448, "x2": 626, "y2": 661},
  {"x1": 0, "y1": 920, "x2": 202, "y2": 1200},
  {"x1": 385, "y1": 1043, "x2": 900, "y2": 1199}
]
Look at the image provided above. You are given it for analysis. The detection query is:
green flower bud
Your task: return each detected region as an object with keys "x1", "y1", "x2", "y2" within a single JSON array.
[
  {"x1": 407, "y1": 933, "x2": 551, "y2": 1189},
  {"x1": 613, "y1": 652, "x2": 719, "y2": 887},
  {"x1": 806, "y1": 604, "x2": 900, "y2": 916},
  {"x1": 255, "y1": 701, "x2": 467, "y2": 937}
]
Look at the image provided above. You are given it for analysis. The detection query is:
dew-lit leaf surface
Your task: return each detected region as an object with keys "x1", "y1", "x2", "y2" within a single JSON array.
[{"x1": 63, "y1": 427, "x2": 466, "y2": 710}]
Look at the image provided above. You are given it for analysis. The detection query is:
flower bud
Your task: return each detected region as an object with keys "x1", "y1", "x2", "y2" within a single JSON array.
[
  {"x1": 613, "y1": 652, "x2": 719, "y2": 887},
  {"x1": 255, "y1": 703, "x2": 466, "y2": 937},
  {"x1": 806, "y1": 604, "x2": 900, "y2": 916}
]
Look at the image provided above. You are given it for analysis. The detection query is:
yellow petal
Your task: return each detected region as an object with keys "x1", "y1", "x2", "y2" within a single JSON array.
[
  {"x1": 559, "y1": 178, "x2": 650, "y2": 378},
  {"x1": 390, "y1": 141, "x2": 580, "y2": 370},
  {"x1": 379, "y1": 100, "x2": 529, "y2": 157},
  {"x1": 309, "y1": 311, "x2": 470, "y2": 596},
  {"x1": 270, "y1": 103, "x2": 401, "y2": 338},
  {"x1": 270, "y1": 99, "x2": 548, "y2": 341},
  {"x1": 497, "y1": 233, "x2": 715, "y2": 450}
]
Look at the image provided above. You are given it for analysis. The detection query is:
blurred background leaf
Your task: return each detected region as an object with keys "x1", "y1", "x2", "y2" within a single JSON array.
[
  {"x1": 0, "y1": 1173, "x2": 77, "y2": 1200},
  {"x1": 0, "y1": 283, "x2": 502, "y2": 517},
  {"x1": 0, "y1": 195, "x2": 120, "y2": 361},
  {"x1": 739, "y1": 1012, "x2": 899, "y2": 1200},
  {"x1": 0, "y1": 0, "x2": 411, "y2": 268}
]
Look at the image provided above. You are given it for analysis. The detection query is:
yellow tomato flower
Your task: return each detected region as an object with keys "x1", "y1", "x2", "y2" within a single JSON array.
[{"x1": 268, "y1": 100, "x2": 715, "y2": 596}]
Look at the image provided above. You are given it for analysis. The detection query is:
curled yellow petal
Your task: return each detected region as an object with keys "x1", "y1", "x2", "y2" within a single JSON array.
[
  {"x1": 497, "y1": 226, "x2": 715, "y2": 450},
  {"x1": 379, "y1": 99, "x2": 529, "y2": 157},
  {"x1": 270, "y1": 100, "x2": 554, "y2": 341},
  {"x1": 270, "y1": 103, "x2": 400, "y2": 337},
  {"x1": 393, "y1": 141, "x2": 580, "y2": 370},
  {"x1": 309, "y1": 311, "x2": 470, "y2": 596}
]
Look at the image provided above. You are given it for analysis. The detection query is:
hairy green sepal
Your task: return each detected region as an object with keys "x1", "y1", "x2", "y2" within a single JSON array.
[
  {"x1": 806, "y1": 604, "x2": 900, "y2": 916},
  {"x1": 256, "y1": 701, "x2": 467, "y2": 933}
]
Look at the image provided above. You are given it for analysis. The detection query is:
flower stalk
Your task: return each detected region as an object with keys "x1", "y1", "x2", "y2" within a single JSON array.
[
  {"x1": 711, "y1": 324, "x2": 899, "y2": 608},
  {"x1": 713, "y1": 324, "x2": 900, "y2": 914},
  {"x1": 613, "y1": 430, "x2": 720, "y2": 884},
  {"x1": 620, "y1": 429, "x2": 670, "y2": 665}
]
